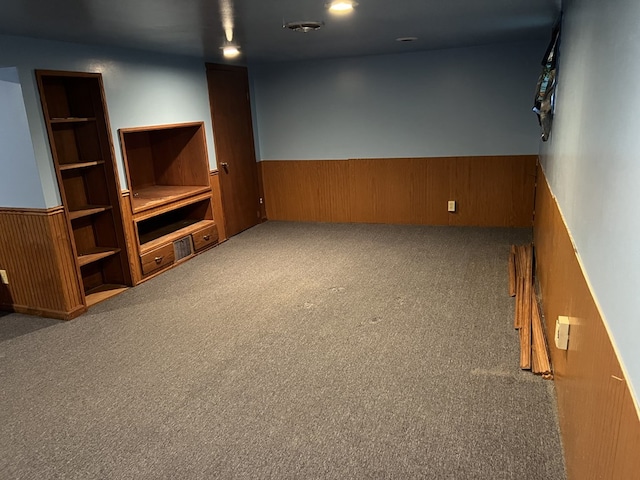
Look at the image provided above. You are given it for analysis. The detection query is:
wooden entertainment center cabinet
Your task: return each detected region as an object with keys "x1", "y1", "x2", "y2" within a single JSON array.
[
  {"x1": 119, "y1": 122, "x2": 218, "y2": 281},
  {"x1": 35, "y1": 70, "x2": 219, "y2": 316}
]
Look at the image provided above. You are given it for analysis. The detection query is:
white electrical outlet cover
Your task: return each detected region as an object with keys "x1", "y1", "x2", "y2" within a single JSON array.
[
  {"x1": 447, "y1": 201, "x2": 456, "y2": 212},
  {"x1": 555, "y1": 316, "x2": 570, "y2": 350}
]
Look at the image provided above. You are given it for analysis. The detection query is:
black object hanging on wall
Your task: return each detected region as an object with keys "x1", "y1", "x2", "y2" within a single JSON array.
[{"x1": 534, "y1": 18, "x2": 561, "y2": 142}]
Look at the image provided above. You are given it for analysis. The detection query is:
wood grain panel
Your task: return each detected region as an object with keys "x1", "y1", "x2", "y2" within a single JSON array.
[
  {"x1": 261, "y1": 156, "x2": 536, "y2": 227},
  {"x1": 349, "y1": 158, "x2": 421, "y2": 224},
  {"x1": 120, "y1": 191, "x2": 143, "y2": 285},
  {"x1": 613, "y1": 388, "x2": 640, "y2": 478},
  {"x1": 533, "y1": 164, "x2": 640, "y2": 480},
  {"x1": 210, "y1": 171, "x2": 228, "y2": 242},
  {"x1": 261, "y1": 160, "x2": 351, "y2": 223},
  {"x1": 450, "y1": 156, "x2": 536, "y2": 227},
  {"x1": 0, "y1": 207, "x2": 84, "y2": 319}
]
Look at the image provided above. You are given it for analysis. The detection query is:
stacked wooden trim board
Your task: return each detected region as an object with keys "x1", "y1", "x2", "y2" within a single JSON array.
[{"x1": 509, "y1": 244, "x2": 553, "y2": 379}]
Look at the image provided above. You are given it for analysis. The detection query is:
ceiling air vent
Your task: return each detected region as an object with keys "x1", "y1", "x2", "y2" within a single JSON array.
[{"x1": 283, "y1": 21, "x2": 324, "y2": 33}]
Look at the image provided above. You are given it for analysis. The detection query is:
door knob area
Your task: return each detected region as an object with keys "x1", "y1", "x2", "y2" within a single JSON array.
[{"x1": 220, "y1": 162, "x2": 229, "y2": 172}]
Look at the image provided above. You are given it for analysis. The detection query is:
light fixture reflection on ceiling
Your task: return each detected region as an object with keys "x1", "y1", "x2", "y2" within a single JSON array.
[
  {"x1": 222, "y1": 45, "x2": 241, "y2": 58},
  {"x1": 327, "y1": 1, "x2": 358, "y2": 13},
  {"x1": 219, "y1": 0, "x2": 235, "y2": 42}
]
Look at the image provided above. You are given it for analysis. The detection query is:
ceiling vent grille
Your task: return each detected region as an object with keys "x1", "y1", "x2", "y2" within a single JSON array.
[{"x1": 283, "y1": 21, "x2": 324, "y2": 33}]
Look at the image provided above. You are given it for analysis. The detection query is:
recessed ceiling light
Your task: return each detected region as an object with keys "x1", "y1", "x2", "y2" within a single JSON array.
[
  {"x1": 396, "y1": 37, "x2": 418, "y2": 43},
  {"x1": 222, "y1": 45, "x2": 240, "y2": 58},
  {"x1": 327, "y1": 1, "x2": 358, "y2": 13}
]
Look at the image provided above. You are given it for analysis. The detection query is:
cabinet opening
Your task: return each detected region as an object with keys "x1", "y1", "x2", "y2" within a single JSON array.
[
  {"x1": 52, "y1": 122, "x2": 102, "y2": 166},
  {"x1": 119, "y1": 122, "x2": 211, "y2": 213},
  {"x1": 136, "y1": 199, "x2": 213, "y2": 248},
  {"x1": 62, "y1": 168, "x2": 111, "y2": 212},
  {"x1": 40, "y1": 76, "x2": 100, "y2": 120}
]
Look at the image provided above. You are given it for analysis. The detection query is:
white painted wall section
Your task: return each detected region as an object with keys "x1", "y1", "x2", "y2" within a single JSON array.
[{"x1": 540, "y1": 0, "x2": 640, "y2": 402}]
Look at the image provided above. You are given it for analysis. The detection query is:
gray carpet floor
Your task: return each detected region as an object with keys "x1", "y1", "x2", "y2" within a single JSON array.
[{"x1": 0, "y1": 221, "x2": 566, "y2": 479}]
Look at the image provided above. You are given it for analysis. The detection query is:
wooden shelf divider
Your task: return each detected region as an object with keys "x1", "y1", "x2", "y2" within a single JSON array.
[
  {"x1": 77, "y1": 247, "x2": 121, "y2": 267},
  {"x1": 68, "y1": 205, "x2": 112, "y2": 220},
  {"x1": 59, "y1": 161, "x2": 104, "y2": 171},
  {"x1": 50, "y1": 117, "x2": 96, "y2": 123},
  {"x1": 84, "y1": 284, "x2": 128, "y2": 307}
]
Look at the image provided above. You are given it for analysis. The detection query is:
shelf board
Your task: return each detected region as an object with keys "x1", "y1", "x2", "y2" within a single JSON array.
[
  {"x1": 139, "y1": 219, "x2": 215, "y2": 254},
  {"x1": 77, "y1": 247, "x2": 121, "y2": 267},
  {"x1": 50, "y1": 117, "x2": 96, "y2": 124},
  {"x1": 84, "y1": 284, "x2": 128, "y2": 307},
  {"x1": 131, "y1": 185, "x2": 211, "y2": 213},
  {"x1": 68, "y1": 205, "x2": 112, "y2": 220},
  {"x1": 59, "y1": 160, "x2": 105, "y2": 171}
]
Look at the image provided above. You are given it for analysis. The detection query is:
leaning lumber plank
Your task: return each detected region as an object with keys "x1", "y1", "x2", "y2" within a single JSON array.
[
  {"x1": 513, "y1": 245, "x2": 526, "y2": 329},
  {"x1": 508, "y1": 245, "x2": 517, "y2": 297},
  {"x1": 531, "y1": 289, "x2": 552, "y2": 378},
  {"x1": 519, "y1": 244, "x2": 533, "y2": 370}
]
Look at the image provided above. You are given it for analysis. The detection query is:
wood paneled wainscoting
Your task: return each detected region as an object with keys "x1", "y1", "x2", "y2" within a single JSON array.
[
  {"x1": 260, "y1": 155, "x2": 537, "y2": 227},
  {"x1": 534, "y1": 165, "x2": 640, "y2": 479},
  {"x1": 0, "y1": 207, "x2": 85, "y2": 319}
]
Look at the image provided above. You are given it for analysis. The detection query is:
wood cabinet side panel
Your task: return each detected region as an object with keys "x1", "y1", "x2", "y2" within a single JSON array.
[
  {"x1": 0, "y1": 208, "x2": 83, "y2": 317},
  {"x1": 120, "y1": 192, "x2": 143, "y2": 285}
]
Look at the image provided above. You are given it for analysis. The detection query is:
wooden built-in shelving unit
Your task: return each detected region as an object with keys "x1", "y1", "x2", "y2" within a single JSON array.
[
  {"x1": 36, "y1": 70, "x2": 132, "y2": 308},
  {"x1": 119, "y1": 122, "x2": 218, "y2": 281}
]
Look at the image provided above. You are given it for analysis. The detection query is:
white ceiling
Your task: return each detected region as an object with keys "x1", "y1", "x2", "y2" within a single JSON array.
[{"x1": 0, "y1": 0, "x2": 561, "y2": 63}]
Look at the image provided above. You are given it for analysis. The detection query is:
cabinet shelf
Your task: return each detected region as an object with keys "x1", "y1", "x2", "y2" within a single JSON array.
[
  {"x1": 68, "y1": 205, "x2": 112, "y2": 220},
  {"x1": 50, "y1": 117, "x2": 96, "y2": 124},
  {"x1": 131, "y1": 185, "x2": 212, "y2": 213},
  {"x1": 77, "y1": 247, "x2": 121, "y2": 267},
  {"x1": 84, "y1": 284, "x2": 128, "y2": 307},
  {"x1": 59, "y1": 160, "x2": 104, "y2": 171}
]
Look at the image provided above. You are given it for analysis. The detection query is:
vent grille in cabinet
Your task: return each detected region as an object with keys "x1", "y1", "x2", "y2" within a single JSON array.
[{"x1": 173, "y1": 236, "x2": 193, "y2": 262}]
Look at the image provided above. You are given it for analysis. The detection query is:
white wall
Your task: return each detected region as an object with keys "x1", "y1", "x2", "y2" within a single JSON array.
[
  {"x1": 251, "y1": 41, "x2": 545, "y2": 160},
  {"x1": 0, "y1": 67, "x2": 46, "y2": 209},
  {"x1": 540, "y1": 0, "x2": 640, "y2": 402},
  {"x1": 0, "y1": 35, "x2": 217, "y2": 208}
]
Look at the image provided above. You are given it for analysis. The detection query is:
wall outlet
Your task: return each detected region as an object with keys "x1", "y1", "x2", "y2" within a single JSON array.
[
  {"x1": 0, "y1": 270, "x2": 8, "y2": 285},
  {"x1": 447, "y1": 200, "x2": 456, "y2": 212},
  {"x1": 555, "y1": 316, "x2": 570, "y2": 350}
]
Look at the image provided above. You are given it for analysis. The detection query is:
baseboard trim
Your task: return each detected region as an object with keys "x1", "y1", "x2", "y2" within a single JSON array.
[{"x1": 0, "y1": 303, "x2": 86, "y2": 321}]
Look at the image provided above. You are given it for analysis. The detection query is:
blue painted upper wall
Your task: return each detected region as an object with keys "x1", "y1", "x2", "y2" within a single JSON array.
[
  {"x1": 251, "y1": 41, "x2": 546, "y2": 160},
  {"x1": 0, "y1": 34, "x2": 217, "y2": 208},
  {"x1": 540, "y1": 0, "x2": 640, "y2": 405},
  {"x1": 0, "y1": 67, "x2": 46, "y2": 209}
]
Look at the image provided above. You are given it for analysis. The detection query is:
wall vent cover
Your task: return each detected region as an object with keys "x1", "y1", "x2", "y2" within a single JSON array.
[{"x1": 174, "y1": 236, "x2": 194, "y2": 262}]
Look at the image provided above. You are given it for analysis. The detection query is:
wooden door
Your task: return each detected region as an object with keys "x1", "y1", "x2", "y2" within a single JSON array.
[{"x1": 206, "y1": 63, "x2": 260, "y2": 237}]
